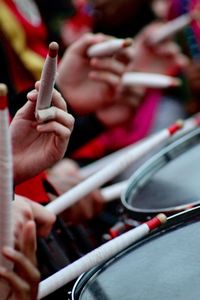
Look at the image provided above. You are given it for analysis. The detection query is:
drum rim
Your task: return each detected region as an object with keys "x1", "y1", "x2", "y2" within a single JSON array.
[
  {"x1": 121, "y1": 128, "x2": 200, "y2": 219},
  {"x1": 71, "y1": 206, "x2": 200, "y2": 299}
]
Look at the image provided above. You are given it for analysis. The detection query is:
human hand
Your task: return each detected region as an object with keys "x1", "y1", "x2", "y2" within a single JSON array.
[
  {"x1": 126, "y1": 22, "x2": 189, "y2": 75},
  {"x1": 0, "y1": 221, "x2": 40, "y2": 300},
  {"x1": 46, "y1": 160, "x2": 104, "y2": 224},
  {"x1": 11, "y1": 82, "x2": 74, "y2": 184},
  {"x1": 13, "y1": 195, "x2": 56, "y2": 249},
  {"x1": 57, "y1": 33, "x2": 129, "y2": 114}
]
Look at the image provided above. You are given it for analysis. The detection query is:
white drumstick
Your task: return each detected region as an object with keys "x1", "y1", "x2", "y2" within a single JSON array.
[
  {"x1": 87, "y1": 38, "x2": 132, "y2": 57},
  {"x1": 46, "y1": 121, "x2": 183, "y2": 215},
  {"x1": 0, "y1": 84, "x2": 14, "y2": 298},
  {"x1": 121, "y1": 72, "x2": 181, "y2": 88},
  {"x1": 148, "y1": 13, "x2": 192, "y2": 45},
  {"x1": 35, "y1": 41, "x2": 59, "y2": 120},
  {"x1": 80, "y1": 113, "x2": 200, "y2": 178},
  {"x1": 101, "y1": 180, "x2": 128, "y2": 202},
  {"x1": 38, "y1": 213, "x2": 166, "y2": 299}
]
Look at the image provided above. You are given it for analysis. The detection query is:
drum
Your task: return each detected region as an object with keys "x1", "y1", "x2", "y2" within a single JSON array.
[
  {"x1": 71, "y1": 207, "x2": 200, "y2": 300},
  {"x1": 121, "y1": 127, "x2": 200, "y2": 221}
]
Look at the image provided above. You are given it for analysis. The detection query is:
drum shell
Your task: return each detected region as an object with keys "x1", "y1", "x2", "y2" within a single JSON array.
[
  {"x1": 121, "y1": 128, "x2": 200, "y2": 221},
  {"x1": 71, "y1": 207, "x2": 200, "y2": 300}
]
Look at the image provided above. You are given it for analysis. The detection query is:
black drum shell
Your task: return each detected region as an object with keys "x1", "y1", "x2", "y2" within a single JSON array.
[
  {"x1": 121, "y1": 128, "x2": 200, "y2": 221},
  {"x1": 71, "y1": 208, "x2": 200, "y2": 300}
]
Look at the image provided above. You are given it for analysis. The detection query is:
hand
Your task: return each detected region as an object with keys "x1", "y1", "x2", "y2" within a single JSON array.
[
  {"x1": 56, "y1": 33, "x2": 128, "y2": 114},
  {"x1": 127, "y1": 22, "x2": 189, "y2": 75},
  {"x1": 59, "y1": 187, "x2": 104, "y2": 225},
  {"x1": 13, "y1": 195, "x2": 56, "y2": 249},
  {"x1": 46, "y1": 160, "x2": 104, "y2": 224},
  {"x1": 11, "y1": 82, "x2": 74, "y2": 184},
  {"x1": 0, "y1": 221, "x2": 40, "y2": 300}
]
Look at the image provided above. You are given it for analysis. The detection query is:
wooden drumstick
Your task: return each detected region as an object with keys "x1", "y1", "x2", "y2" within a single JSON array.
[
  {"x1": 46, "y1": 121, "x2": 183, "y2": 215},
  {"x1": 0, "y1": 84, "x2": 14, "y2": 298},
  {"x1": 38, "y1": 213, "x2": 167, "y2": 299},
  {"x1": 87, "y1": 38, "x2": 132, "y2": 57},
  {"x1": 121, "y1": 72, "x2": 181, "y2": 88},
  {"x1": 35, "y1": 42, "x2": 59, "y2": 120}
]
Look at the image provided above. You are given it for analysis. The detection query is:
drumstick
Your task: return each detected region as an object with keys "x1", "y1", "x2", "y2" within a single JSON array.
[
  {"x1": 0, "y1": 84, "x2": 14, "y2": 297},
  {"x1": 121, "y1": 72, "x2": 181, "y2": 88},
  {"x1": 38, "y1": 213, "x2": 166, "y2": 299},
  {"x1": 147, "y1": 10, "x2": 199, "y2": 45},
  {"x1": 46, "y1": 121, "x2": 183, "y2": 215},
  {"x1": 87, "y1": 38, "x2": 132, "y2": 57},
  {"x1": 101, "y1": 180, "x2": 128, "y2": 202},
  {"x1": 80, "y1": 113, "x2": 200, "y2": 178},
  {"x1": 35, "y1": 41, "x2": 59, "y2": 120}
]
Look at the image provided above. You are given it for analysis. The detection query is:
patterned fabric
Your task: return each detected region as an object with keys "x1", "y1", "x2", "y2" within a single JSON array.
[
  {"x1": 0, "y1": 0, "x2": 47, "y2": 92},
  {"x1": 168, "y1": 0, "x2": 200, "y2": 58}
]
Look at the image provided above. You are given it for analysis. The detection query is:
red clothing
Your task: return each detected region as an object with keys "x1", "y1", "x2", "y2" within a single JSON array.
[
  {"x1": 0, "y1": 0, "x2": 47, "y2": 92},
  {"x1": 15, "y1": 172, "x2": 50, "y2": 203}
]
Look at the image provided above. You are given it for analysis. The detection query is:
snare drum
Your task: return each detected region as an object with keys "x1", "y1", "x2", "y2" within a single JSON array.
[
  {"x1": 121, "y1": 127, "x2": 200, "y2": 221},
  {"x1": 71, "y1": 207, "x2": 200, "y2": 300}
]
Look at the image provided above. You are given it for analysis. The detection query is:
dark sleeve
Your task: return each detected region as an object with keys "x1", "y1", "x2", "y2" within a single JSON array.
[{"x1": 64, "y1": 106, "x2": 105, "y2": 155}]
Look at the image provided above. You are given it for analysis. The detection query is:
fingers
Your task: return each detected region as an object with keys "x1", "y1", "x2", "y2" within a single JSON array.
[
  {"x1": 21, "y1": 221, "x2": 37, "y2": 265},
  {"x1": 34, "y1": 87, "x2": 74, "y2": 139},
  {"x1": 69, "y1": 33, "x2": 110, "y2": 56},
  {"x1": 61, "y1": 189, "x2": 104, "y2": 225},
  {"x1": 0, "y1": 266, "x2": 31, "y2": 300},
  {"x1": 90, "y1": 57, "x2": 125, "y2": 75},
  {"x1": 89, "y1": 70, "x2": 121, "y2": 87},
  {"x1": 1, "y1": 221, "x2": 40, "y2": 300},
  {"x1": 36, "y1": 114, "x2": 74, "y2": 141},
  {"x1": 29, "y1": 201, "x2": 56, "y2": 237},
  {"x1": 35, "y1": 84, "x2": 67, "y2": 111}
]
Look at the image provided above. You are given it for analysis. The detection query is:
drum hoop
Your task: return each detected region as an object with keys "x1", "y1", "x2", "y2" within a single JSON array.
[
  {"x1": 121, "y1": 128, "x2": 200, "y2": 219},
  {"x1": 71, "y1": 206, "x2": 200, "y2": 299}
]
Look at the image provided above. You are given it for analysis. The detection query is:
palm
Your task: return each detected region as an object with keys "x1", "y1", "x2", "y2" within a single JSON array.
[
  {"x1": 10, "y1": 105, "x2": 66, "y2": 184},
  {"x1": 58, "y1": 47, "x2": 115, "y2": 113}
]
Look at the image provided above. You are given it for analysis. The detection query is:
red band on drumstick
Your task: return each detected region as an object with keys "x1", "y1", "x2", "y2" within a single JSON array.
[
  {"x1": 48, "y1": 42, "x2": 59, "y2": 58},
  {"x1": 0, "y1": 84, "x2": 8, "y2": 110},
  {"x1": 0, "y1": 96, "x2": 7, "y2": 110},
  {"x1": 168, "y1": 120, "x2": 183, "y2": 135},
  {"x1": 146, "y1": 213, "x2": 166, "y2": 231}
]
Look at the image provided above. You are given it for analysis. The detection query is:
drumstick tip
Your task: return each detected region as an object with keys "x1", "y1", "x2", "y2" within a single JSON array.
[
  {"x1": 146, "y1": 213, "x2": 167, "y2": 231},
  {"x1": 123, "y1": 38, "x2": 133, "y2": 48},
  {"x1": 48, "y1": 42, "x2": 59, "y2": 58},
  {"x1": 156, "y1": 213, "x2": 167, "y2": 224},
  {"x1": 171, "y1": 78, "x2": 182, "y2": 87},
  {"x1": 0, "y1": 84, "x2": 8, "y2": 96}
]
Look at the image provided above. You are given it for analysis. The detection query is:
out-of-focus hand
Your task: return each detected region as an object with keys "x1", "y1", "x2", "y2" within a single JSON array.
[
  {"x1": 13, "y1": 195, "x2": 56, "y2": 249},
  {"x1": 56, "y1": 33, "x2": 127, "y2": 114},
  {"x1": 0, "y1": 221, "x2": 40, "y2": 300},
  {"x1": 11, "y1": 82, "x2": 74, "y2": 184},
  {"x1": 46, "y1": 159, "x2": 105, "y2": 225},
  {"x1": 126, "y1": 22, "x2": 189, "y2": 75}
]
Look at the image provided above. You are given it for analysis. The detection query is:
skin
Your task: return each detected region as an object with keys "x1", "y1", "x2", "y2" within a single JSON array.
[
  {"x1": 0, "y1": 221, "x2": 40, "y2": 300},
  {"x1": 10, "y1": 82, "x2": 74, "y2": 184}
]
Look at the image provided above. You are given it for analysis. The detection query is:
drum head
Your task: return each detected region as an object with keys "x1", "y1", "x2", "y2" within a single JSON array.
[
  {"x1": 72, "y1": 209, "x2": 200, "y2": 300},
  {"x1": 121, "y1": 128, "x2": 200, "y2": 220}
]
